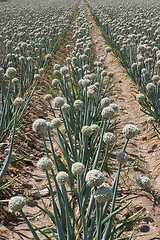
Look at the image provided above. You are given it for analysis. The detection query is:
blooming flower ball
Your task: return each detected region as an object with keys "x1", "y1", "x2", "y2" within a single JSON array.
[
  {"x1": 116, "y1": 152, "x2": 128, "y2": 164},
  {"x1": 101, "y1": 106, "x2": 115, "y2": 119},
  {"x1": 136, "y1": 93, "x2": 146, "y2": 102},
  {"x1": 137, "y1": 176, "x2": 150, "y2": 189},
  {"x1": 33, "y1": 118, "x2": 47, "y2": 133},
  {"x1": 9, "y1": 196, "x2": 26, "y2": 212},
  {"x1": 44, "y1": 94, "x2": 52, "y2": 102},
  {"x1": 61, "y1": 103, "x2": 71, "y2": 113},
  {"x1": 94, "y1": 183, "x2": 113, "y2": 204},
  {"x1": 73, "y1": 100, "x2": 84, "y2": 110},
  {"x1": 13, "y1": 97, "x2": 25, "y2": 107},
  {"x1": 37, "y1": 157, "x2": 53, "y2": 172},
  {"x1": 52, "y1": 79, "x2": 59, "y2": 86},
  {"x1": 53, "y1": 97, "x2": 65, "y2": 108},
  {"x1": 71, "y1": 162, "x2": 85, "y2": 176},
  {"x1": 6, "y1": 67, "x2": 17, "y2": 79},
  {"x1": 91, "y1": 124, "x2": 100, "y2": 135},
  {"x1": 81, "y1": 126, "x2": 92, "y2": 137},
  {"x1": 86, "y1": 170, "x2": 104, "y2": 187},
  {"x1": 122, "y1": 124, "x2": 138, "y2": 139},
  {"x1": 103, "y1": 132, "x2": 116, "y2": 145},
  {"x1": 51, "y1": 118, "x2": 62, "y2": 129},
  {"x1": 101, "y1": 97, "x2": 111, "y2": 108},
  {"x1": 109, "y1": 103, "x2": 118, "y2": 112},
  {"x1": 147, "y1": 116, "x2": 155, "y2": 124},
  {"x1": 56, "y1": 171, "x2": 69, "y2": 184}
]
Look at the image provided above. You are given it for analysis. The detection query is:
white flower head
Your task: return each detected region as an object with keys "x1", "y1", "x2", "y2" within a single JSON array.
[
  {"x1": 34, "y1": 74, "x2": 41, "y2": 81},
  {"x1": 94, "y1": 183, "x2": 112, "y2": 203},
  {"x1": 81, "y1": 126, "x2": 92, "y2": 137},
  {"x1": 6, "y1": 67, "x2": 16, "y2": 79},
  {"x1": 123, "y1": 124, "x2": 138, "y2": 139},
  {"x1": 116, "y1": 152, "x2": 128, "y2": 164},
  {"x1": 74, "y1": 100, "x2": 84, "y2": 110},
  {"x1": 136, "y1": 93, "x2": 146, "y2": 102},
  {"x1": 103, "y1": 132, "x2": 116, "y2": 145},
  {"x1": 51, "y1": 118, "x2": 62, "y2": 129},
  {"x1": 61, "y1": 103, "x2": 71, "y2": 113},
  {"x1": 101, "y1": 97, "x2": 111, "y2": 108},
  {"x1": 137, "y1": 176, "x2": 150, "y2": 189},
  {"x1": 33, "y1": 119, "x2": 47, "y2": 133},
  {"x1": 53, "y1": 97, "x2": 65, "y2": 108},
  {"x1": 60, "y1": 66, "x2": 69, "y2": 75},
  {"x1": 44, "y1": 94, "x2": 52, "y2": 102},
  {"x1": 101, "y1": 106, "x2": 115, "y2": 119},
  {"x1": 52, "y1": 79, "x2": 59, "y2": 86},
  {"x1": 37, "y1": 157, "x2": 53, "y2": 172},
  {"x1": 56, "y1": 171, "x2": 69, "y2": 184},
  {"x1": 9, "y1": 196, "x2": 26, "y2": 212},
  {"x1": 72, "y1": 162, "x2": 85, "y2": 176},
  {"x1": 91, "y1": 124, "x2": 100, "y2": 135},
  {"x1": 147, "y1": 116, "x2": 155, "y2": 124},
  {"x1": 13, "y1": 97, "x2": 25, "y2": 107},
  {"x1": 109, "y1": 103, "x2": 118, "y2": 112},
  {"x1": 86, "y1": 170, "x2": 104, "y2": 187},
  {"x1": 146, "y1": 82, "x2": 155, "y2": 92}
]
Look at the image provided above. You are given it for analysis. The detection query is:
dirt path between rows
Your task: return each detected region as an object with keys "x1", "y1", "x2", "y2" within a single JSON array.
[{"x1": 86, "y1": 4, "x2": 160, "y2": 240}]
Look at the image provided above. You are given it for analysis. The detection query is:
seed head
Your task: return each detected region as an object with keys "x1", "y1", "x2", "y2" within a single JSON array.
[
  {"x1": 94, "y1": 183, "x2": 112, "y2": 204},
  {"x1": 56, "y1": 171, "x2": 69, "y2": 184},
  {"x1": 6, "y1": 67, "x2": 16, "y2": 79},
  {"x1": 44, "y1": 94, "x2": 52, "y2": 102},
  {"x1": 51, "y1": 118, "x2": 62, "y2": 129},
  {"x1": 137, "y1": 176, "x2": 150, "y2": 189},
  {"x1": 52, "y1": 79, "x2": 59, "y2": 86},
  {"x1": 53, "y1": 97, "x2": 65, "y2": 108},
  {"x1": 72, "y1": 162, "x2": 85, "y2": 176},
  {"x1": 33, "y1": 119, "x2": 47, "y2": 133},
  {"x1": 90, "y1": 124, "x2": 100, "y2": 135},
  {"x1": 13, "y1": 97, "x2": 25, "y2": 107},
  {"x1": 9, "y1": 196, "x2": 26, "y2": 212},
  {"x1": 101, "y1": 106, "x2": 115, "y2": 119},
  {"x1": 123, "y1": 124, "x2": 138, "y2": 139},
  {"x1": 146, "y1": 82, "x2": 155, "y2": 92},
  {"x1": 101, "y1": 97, "x2": 110, "y2": 108},
  {"x1": 37, "y1": 157, "x2": 53, "y2": 172},
  {"x1": 86, "y1": 170, "x2": 104, "y2": 187},
  {"x1": 61, "y1": 103, "x2": 71, "y2": 113},
  {"x1": 116, "y1": 152, "x2": 128, "y2": 164},
  {"x1": 74, "y1": 100, "x2": 84, "y2": 110},
  {"x1": 103, "y1": 132, "x2": 116, "y2": 145},
  {"x1": 136, "y1": 93, "x2": 146, "y2": 102}
]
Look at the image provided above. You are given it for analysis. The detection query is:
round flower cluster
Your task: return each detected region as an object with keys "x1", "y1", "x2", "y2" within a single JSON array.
[
  {"x1": 122, "y1": 124, "x2": 138, "y2": 139},
  {"x1": 52, "y1": 79, "x2": 59, "y2": 86},
  {"x1": 116, "y1": 152, "x2": 128, "y2": 164},
  {"x1": 74, "y1": 100, "x2": 84, "y2": 110},
  {"x1": 53, "y1": 97, "x2": 65, "y2": 108},
  {"x1": 94, "y1": 183, "x2": 113, "y2": 204},
  {"x1": 90, "y1": 124, "x2": 100, "y2": 135},
  {"x1": 37, "y1": 157, "x2": 53, "y2": 172},
  {"x1": 12, "y1": 78, "x2": 19, "y2": 85},
  {"x1": 51, "y1": 118, "x2": 62, "y2": 128},
  {"x1": 13, "y1": 97, "x2": 25, "y2": 107},
  {"x1": 81, "y1": 126, "x2": 92, "y2": 137},
  {"x1": 33, "y1": 119, "x2": 47, "y2": 133},
  {"x1": 103, "y1": 132, "x2": 116, "y2": 145},
  {"x1": 136, "y1": 93, "x2": 146, "y2": 102},
  {"x1": 9, "y1": 196, "x2": 26, "y2": 212},
  {"x1": 60, "y1": 66, "x2": 69, "y2": 75},
  {"x1": 44, "y1": 94, "x2": 52, "y2": 102},
  {"x1": 6, "y1": 67, "x2": 17, "y2": 79},
  {"x1": 101, "y1": 106, "x2": 115, "y2": 119},
  {"x1": 137, "y1": 176, "x2": 150, "y2": 189},
  {"x1": 56, "y1": 171, "x2": 69, "y2": 184},
  {"x1": 34, "y1": 74, "x2": 41, "y2": 81},
  {"x1": 146, "y1": 82, "x2": 155, "y2": 92},
  {"x1": 109, "y1": 103, "x2": 118, "y2": 112},
  {"x1": 71, "y1": 162, "x2": 85, "y2": 176},
  {"x1": 61, "y1": 103, "x2": 71, "y2": 113},
  {"x1": 101, "y1": 97, "x2": 111, "y2": 108},
  {"x1": 86, "y1": 170, "x2": 104, "y2": 187}
]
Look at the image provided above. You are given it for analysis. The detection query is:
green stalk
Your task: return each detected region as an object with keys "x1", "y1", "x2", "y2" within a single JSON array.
[
  {"x1": 0, "y1": 109, "x2": 18, "y2": 181},
  {"x1": 20, "y1": 210, "x2": 40, "y2": 240},
  {"x1": 46, "y1": 171, "x2": 66, "y2": 240}
]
